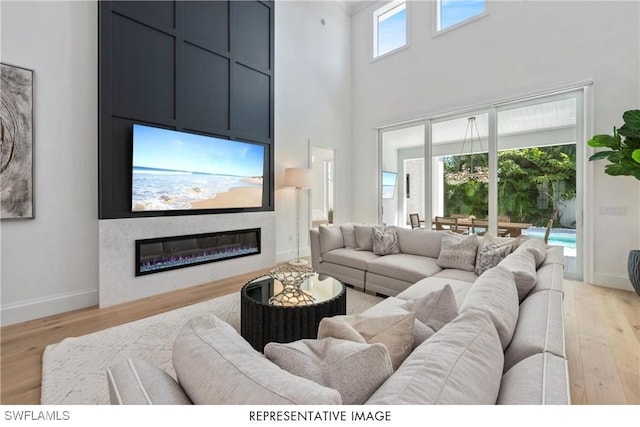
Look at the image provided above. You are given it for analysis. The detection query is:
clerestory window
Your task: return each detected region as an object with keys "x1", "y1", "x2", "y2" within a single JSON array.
[
  {"x1": 437, "y1": 0, "x2": 486, "y2": 32},
  {"x1": 373, "y1": 1, "x2": 407, "y2": 58}
]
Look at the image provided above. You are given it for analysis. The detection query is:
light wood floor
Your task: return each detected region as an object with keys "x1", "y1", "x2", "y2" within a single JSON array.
[{"x1": 1, "y1": 273, "x2": 638, "y2": 405}]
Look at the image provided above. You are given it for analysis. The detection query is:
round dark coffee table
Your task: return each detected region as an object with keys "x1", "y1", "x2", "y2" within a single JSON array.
[{"x1": 240, "y1": 273, "x2": 346, "y2": 351}]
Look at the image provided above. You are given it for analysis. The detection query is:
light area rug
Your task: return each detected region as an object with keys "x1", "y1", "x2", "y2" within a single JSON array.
[{"x1": 41, "y1": 288, "x2": 383, "y2": 405}]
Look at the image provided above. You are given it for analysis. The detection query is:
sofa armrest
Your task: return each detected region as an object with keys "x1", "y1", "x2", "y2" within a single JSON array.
[
  {"x1": 310, "y1": 228, "x2": 322, "y2": 270},
  {"x1": 106, "y1": 358, "x2": 192, "y2": 405}
]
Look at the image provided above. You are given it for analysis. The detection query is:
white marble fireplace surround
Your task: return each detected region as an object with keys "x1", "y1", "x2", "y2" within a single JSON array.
[{"x1": 99, "y1": 212, "x2": 276, "y2": 307}]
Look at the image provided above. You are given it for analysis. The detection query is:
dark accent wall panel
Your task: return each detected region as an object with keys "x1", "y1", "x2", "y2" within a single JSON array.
[
  {"x1": 99, "y1": 1, "x2": 274, "y2": 219},
  {"x1": 184, "y1": 1, "x2": 229, "y2": 52},
  {"x1": 183, "y1": 45, "x2": 230, "y2": 133},
  {"x1": 234, "y1": 64, "x2": 270, "y2": 139},
  {"x1": 111, "y1": 14, "x2": 176, "y2": 122},
  {"x1": 234, "y1": 1, "x2": 271, "y2": 70}
]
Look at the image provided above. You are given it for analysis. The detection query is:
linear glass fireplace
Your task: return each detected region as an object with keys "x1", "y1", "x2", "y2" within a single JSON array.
[{"x1": 135, "y1": 228, "x2": 261, "y2": 276}]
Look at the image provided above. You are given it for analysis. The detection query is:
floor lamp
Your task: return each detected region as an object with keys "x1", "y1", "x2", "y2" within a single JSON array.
[{"x1": 284, "y1": 167, "x2": 312, "y2": 266}]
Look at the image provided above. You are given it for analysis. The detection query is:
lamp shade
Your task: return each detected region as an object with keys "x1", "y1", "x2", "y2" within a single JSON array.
[{"x1": 283, "y1": 168, "x2": 312, "y2": 189}]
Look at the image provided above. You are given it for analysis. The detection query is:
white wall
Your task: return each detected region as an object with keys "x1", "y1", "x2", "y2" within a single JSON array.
[
  {"x1": 274, "y1": 1, "x2": 352, "y2": 262},
  {"x1": 0, "y1": 1, "x2": 99, "y2": 324},
  {"x1": 351, "y1": 0, "x2": 640, "y2": 291}
]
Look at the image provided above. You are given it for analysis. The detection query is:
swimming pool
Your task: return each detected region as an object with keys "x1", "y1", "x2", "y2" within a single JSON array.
[{"x1": 522, "y1": 227, "x2": 577, "y2": 249}]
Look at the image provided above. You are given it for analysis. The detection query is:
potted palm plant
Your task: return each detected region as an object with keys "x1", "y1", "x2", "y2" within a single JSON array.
[{"x1": 587, "y1": 109, "x2": 640, "y2": 295}]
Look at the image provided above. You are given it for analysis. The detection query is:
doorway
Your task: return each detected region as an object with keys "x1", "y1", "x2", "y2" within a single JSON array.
[{"x1": 310, "y1": 146, "x2": 335, "y2": 227}]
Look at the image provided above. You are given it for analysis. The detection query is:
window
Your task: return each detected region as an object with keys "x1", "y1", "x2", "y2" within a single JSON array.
[
  {"x1": 373, "y1": 1, "x2": 407, "y2": 58},
  {"x1": 437, "y1": 0, "x2": 485, "y2": 32}
]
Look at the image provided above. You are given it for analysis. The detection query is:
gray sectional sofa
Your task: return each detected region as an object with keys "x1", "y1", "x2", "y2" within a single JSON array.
[{"x1": 106, "y1": 223, "x2": 569, "y2": 405}]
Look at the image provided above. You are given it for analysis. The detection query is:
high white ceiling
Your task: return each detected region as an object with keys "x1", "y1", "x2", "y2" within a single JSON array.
[{"x1": 334, "y1": 0, "x2": 376, "y2": 16}]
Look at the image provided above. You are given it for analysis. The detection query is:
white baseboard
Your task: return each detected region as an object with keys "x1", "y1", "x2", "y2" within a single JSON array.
[
  {"x1": 0, "y1": 288, "x2": 98, "y2": 326},
  {"x1": 593, "y1": 272, "x2": 634, "y2": 293}
]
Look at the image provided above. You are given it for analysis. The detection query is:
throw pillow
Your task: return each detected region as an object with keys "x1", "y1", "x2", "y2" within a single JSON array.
[
  {"x1": 354, "y1": 224, "x2": 382, "y2": 251},
  {"x1": 317, "y1": 312, "x2": 415, "y2": 370},
  {"x1": 366, "y1": 310, "x2": 504, "y2": 405},
  {"x1": 478, "y1": 232, "x2": 520, "y2": 250},
  {"x1": 372, "y1": 227, "x2": 400, "y2": 256},
  {"x1": 460, "y1": 266, "x2": 519, "y2": 350},
  {"x1": 436, "y1": 232, "x2": 478, "y2": 272},
  {"x1": 340, "y1": 223, "x2": 357, "y2": 249},
  {"x1": 497, "y1": 249, "x2": 537, "y2": 302},
  {"x1": 516, "y1": 238, "x2": 547, "y2": 267},
  {"x1": 264, "y1": 337, "x2": 393, "y2": 405},
  {"x1": 475, "y1": 243, "x2": 512, "y2": 276},
  {"x1": 318, "y1": 225, "x2": 344, "y2": 255},
  {"x1": 172, "y1": 314, "x2": 342, "y2": 404},
  {"x1": 400, "y1": 284, "x2": 458, "y2": 347}
]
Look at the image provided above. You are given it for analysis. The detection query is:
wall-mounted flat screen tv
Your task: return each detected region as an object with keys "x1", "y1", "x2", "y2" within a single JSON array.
[
  {"x1": 132, "y1": 124, "x2": 265, "y2": 212},
  {"x1": 382, "y1": 171, "x2": 398, "y2": 199}
]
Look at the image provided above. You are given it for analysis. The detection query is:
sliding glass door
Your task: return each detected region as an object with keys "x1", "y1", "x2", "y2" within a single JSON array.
[
  {"x1": 497, "y1": 93, "x2": 581, "y2": 277},
  {"x1": 378, "y1": 89, "x2": 584, "y2": 279}
]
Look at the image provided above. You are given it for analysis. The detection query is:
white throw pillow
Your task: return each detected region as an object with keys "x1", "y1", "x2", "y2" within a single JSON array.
[
  {"x1": 436, "y1": 233, "x2": 478, "y2": 272},
  {"x1": 372, "y1": 227, "x2": 400, "y2": 256},
  {"x1": 264, "y1": 337, "x2": 393, "y2": 405}
]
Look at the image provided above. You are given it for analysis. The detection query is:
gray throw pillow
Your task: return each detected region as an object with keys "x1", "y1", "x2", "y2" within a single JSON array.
[
  {"x1": 436, "y1": 233, "x2": 478, "y2": 272},
  {"x1": 475, "y1": 243, "x2": 512, "y2": 276},
  {"x1": 354, "y1": 224, "x2": 382, "y2": 251},
  {"x1": 372, "y1": 227, "x2": 400, "y2": 256},
  {"x1": 317, "y1": 312, "x2": 415, "y2": 370},
  {"x1": 340, "y1": 223, "x2": 357, "y2": 249},
  {"x1": 400, "y1": 284, "x2": 458, "y2": 347},
  {"x1": 264, "y1": 337, "x2": 393, "y2": 405}
]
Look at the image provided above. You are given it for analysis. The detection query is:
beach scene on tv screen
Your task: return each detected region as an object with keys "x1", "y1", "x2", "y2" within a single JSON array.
[{"x1": 132, "y1": 124, "x2": 264, "y2": 211}]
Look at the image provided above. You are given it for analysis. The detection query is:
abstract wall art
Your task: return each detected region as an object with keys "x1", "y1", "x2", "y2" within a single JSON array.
[{"x1": 1, "y1": 63, "x2": 34, "y2": 219}]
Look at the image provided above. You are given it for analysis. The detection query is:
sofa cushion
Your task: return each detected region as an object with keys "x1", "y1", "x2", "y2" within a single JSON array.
[
  {"x1": 373, "y1": 227, "x2": 400, "y2": 256},
  {"x1": 516, "y1": 238, "x2": 548, "y2": 267},
  {"x1": 432, "y1": 269, "x2": 478, "y2": 283},
  {"x1": 172, "y1": 314, "x2": 342, "y2": 404},
  {"x1": 106, "y1": 358, "x2": 192, "y2": 405},
  {"x1": 317, "y1": 312, "x2": 415, "y2": 370},
  {"x1": 460, "y1": 266, "x2": 519, "y2": 350},
  {"x1": 318, "y1": 225, "x2": 344, "y2": 255},
  {"x1": 340, "y1": 223, "x2": 357, "y2": 249},
  {"x1": 367, "y1": 254, "x2": 441, "y2": 284},
  {"x1": 497, "y1": 249, "x2": 537, "y2": 301},
  {"x1": 322, "y1": 248, "x2": 379, "y2": 270},
  {"x1": 498, "y1": 353, "x2": 569, "y2": 405},
  {"x1": 354, "y1": 224, "x2": 383, "y2": 251},
  {"x1": 436, "y1": 233, "x2": 478, "y2": 272},
  {"x1": 400, "y1": 284, "x2": 458, "y2": 347},
  {"x1": 365, "y1": 310, "x2": 504, "y2": 405},
  {"x1": 396, "y1": 277, "x2": 472, "y2": 308},
  {"x1": 264, "y1": 337, "x2": 393, "y2": 405},
  {"x1": 395, "y1": 228, "x2": 445, "y2": 258},
  {"x1": 474, "y1": 243, "x2": 512, "y2": 276},
  {"x1": 504, "y1": 290, "x2": 565, "y2": 372}
]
